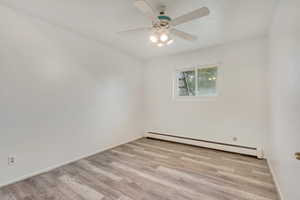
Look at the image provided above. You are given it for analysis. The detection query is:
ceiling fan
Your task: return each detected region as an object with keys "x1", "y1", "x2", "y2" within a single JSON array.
[{"x1": 118, "y1": 0, "x2": 210, "y2": 47}]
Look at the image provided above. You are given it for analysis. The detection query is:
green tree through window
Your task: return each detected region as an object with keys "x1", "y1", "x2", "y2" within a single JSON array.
[
  {"x1": 197, "y1": 67, "x2": 217, "y2": 96},
  {"x1": 177, "y1": 66, "x2": 218, "y2": 97},
  {"x1": 178, "y1": 70, "x2": 195, "y2": 96}
]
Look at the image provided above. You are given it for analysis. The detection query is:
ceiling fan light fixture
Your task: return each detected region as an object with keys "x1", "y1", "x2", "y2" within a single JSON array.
[
  {"x1": 157, "y1": 43, "x2": 164, "y2": 47},
  {"x1": 119, "y1": 3, "x2": 209, "y2": 49},
  {"x1": 149, "y1": 35, "x2": 158, "y2": 43},
  {"x1": 160, "y1": 33, "x2": 169, "y2": 42},
  {"x1": 167, "y1": 39, "x2": 174, "y2": 45}
]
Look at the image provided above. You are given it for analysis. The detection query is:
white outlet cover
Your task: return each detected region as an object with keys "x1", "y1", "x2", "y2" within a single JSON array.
[{"x1": 8, "y1": 156, "x2": 16, "y2": 165}]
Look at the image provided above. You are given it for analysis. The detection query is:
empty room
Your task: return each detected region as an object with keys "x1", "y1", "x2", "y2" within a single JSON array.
[{"x1": 0, "y1": 0, "x2": 299, "y2": 199}]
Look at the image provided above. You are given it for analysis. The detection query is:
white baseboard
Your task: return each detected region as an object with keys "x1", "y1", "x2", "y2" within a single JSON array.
[
  {"x1": 267, "y1": 159, "x2": 284, "y2": 200},
  {"x1": 0, "y1": 136, "x2": 142, "y2": 188},
  {"x1": 144, "y1": 132, "x2": 261, "y2": 158}
]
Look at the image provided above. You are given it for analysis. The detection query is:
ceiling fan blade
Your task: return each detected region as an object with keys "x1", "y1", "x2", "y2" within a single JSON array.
[
  {"x1": 134, "y1": 0, "x2": 158, "y2": 22},
  {"x1": 117, "y1": 27, "x2": 151, "y2": 35},
  {"x1": 171, "y1": 29, "x2": 198, "y2": 41},
  {"x1": 171, "y1": 7, "x2": 210, "y2": 26}
]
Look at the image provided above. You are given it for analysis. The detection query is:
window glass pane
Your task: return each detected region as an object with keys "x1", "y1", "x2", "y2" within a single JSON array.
[
  {"x1": 177, "y1": 70, "x2": 196, "y2": 96},
  {"x1": 197, "y1": 67, "x2": 217, "y2": 96}
]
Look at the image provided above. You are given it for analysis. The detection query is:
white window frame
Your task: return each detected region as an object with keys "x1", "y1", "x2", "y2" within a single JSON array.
[{"x1": 173, "y1": 63, "x2": 219, "y2": 101}]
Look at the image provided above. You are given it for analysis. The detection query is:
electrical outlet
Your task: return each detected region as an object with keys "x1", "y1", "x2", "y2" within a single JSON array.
[{"x1": 8, "y1": 156, "x2": 16, "y2": 165}]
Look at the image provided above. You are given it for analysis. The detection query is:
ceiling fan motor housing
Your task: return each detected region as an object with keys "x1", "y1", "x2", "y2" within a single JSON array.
[
  {"x1": 158, "y1": 15, "x2": 171, "y2": 21},
  {"x1": 157, "y1": 15, "x2": 172, "y2": 27}
]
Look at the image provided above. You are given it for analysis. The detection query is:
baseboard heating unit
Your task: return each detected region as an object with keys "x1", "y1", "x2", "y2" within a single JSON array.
[{"x1": 144, "y1": 132, "x2": 263, "y2": 159}]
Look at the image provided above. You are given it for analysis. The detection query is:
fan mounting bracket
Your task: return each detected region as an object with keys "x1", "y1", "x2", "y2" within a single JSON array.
[{"x1": 158, "y1": 5, "x2": 166, "y2": 14}]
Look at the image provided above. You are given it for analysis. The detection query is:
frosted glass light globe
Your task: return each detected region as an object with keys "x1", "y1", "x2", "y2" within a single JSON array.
[
  {"x1": 160, "y1": 34, "x2": 169, "y2": 42},
  {"x1": 149, "y1": 35, "x2": 158, "y2": 43},
  {"x1": 167, "y1": 39, "x2": 174, "y2": 45}
]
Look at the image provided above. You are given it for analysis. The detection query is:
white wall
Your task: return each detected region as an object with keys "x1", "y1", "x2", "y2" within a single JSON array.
[
  {"x1": 144, "y1": 37, "x2": 268, "y2": 149},
  {"x1": 268, "y1": 0, "x2": 300, "y2": 199},
  {"x1": 0, "y1": 5, "x2": 144, "y2": 186}
]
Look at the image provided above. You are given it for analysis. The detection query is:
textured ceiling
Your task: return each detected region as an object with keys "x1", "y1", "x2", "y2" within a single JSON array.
[{"x1": 0, "y1": 0, "x2": 276, "y2": 60}]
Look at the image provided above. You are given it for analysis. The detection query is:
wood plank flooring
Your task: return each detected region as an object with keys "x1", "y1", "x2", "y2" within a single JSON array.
[{"x1": 0, "y1": 138, "x2": 280, "y2": 200}]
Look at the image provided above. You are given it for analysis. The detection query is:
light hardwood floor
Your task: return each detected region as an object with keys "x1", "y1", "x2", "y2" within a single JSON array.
[{"x1": 0, "y1": 138, "x2": 280, "y2": 200}]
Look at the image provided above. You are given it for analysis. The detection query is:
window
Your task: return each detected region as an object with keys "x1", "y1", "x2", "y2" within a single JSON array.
[{"x1": 175, "y1": 65, "x2": 218, "y2": 98}]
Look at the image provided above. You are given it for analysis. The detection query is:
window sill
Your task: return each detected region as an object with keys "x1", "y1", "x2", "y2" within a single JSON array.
[{"x1": 173, "y1": 95, "x2": 217, "y2": 102}]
